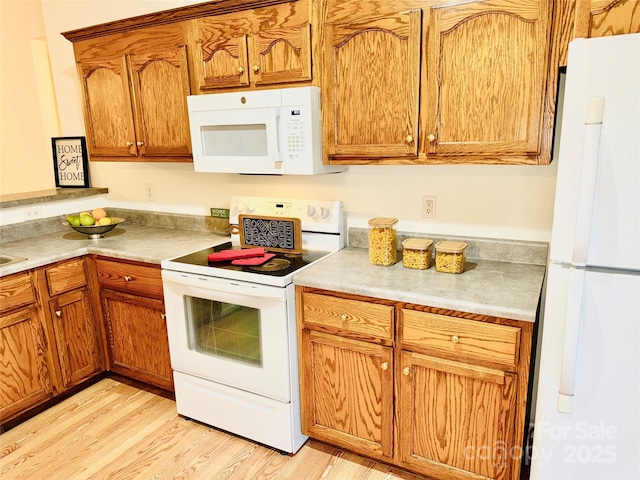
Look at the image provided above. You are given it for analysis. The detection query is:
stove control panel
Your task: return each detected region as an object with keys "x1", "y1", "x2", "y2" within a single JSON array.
[{"x1": 230, "y1": 196, "x2": 343, "y2": 235}]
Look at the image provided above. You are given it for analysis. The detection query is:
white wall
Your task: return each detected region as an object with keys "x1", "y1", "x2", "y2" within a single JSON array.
[{"x1": 11, "y1": 0, "x2": 558, "y2": 242}]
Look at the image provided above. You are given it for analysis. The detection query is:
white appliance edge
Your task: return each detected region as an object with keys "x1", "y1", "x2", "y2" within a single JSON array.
[{"x1": 531, "y1": 33, "x2": 640, "y2": 480}]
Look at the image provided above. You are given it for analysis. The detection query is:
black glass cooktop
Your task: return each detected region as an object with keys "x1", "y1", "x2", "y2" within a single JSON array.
[{"x1": 170, "y1": 242, "x2": 330, "y2": 277}]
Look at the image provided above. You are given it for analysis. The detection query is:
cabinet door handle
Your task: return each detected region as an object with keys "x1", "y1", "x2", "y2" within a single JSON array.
[
  {"x1": 252, "y1": 64, "x2": 260, "y2": 73},
  {"x1": 124, "y1": 275, "x2": 132, "y2": 282},
  {"x1": 161, "y1": 313, "x2": 166, "y2": 320},
  {"x1": 237, "y1": 65, "x2": 245, "y2": 74},
  {"x1": 402, "y1": 367, "x2": 410, "y2": 376},
  {"x1": 136, "y1": 141, "x2": 144, "y2": 147},
  {"x1": 381, "y1": 362, "x2": 389, "y2": 371},
  {"x1": 451, "y1": 335, "x2": 459, "y2": 343},
  {"x1": 427, "y1": 134, "x2": 435, "y2": 142},
  {"x1": 126, "y1": 141, "x2": 133, "y2": 147},
  {"x1": 405, "y1": 134, "x2": 413, "y2": 143},
  {"x1": 340, "y1": 313, "x2": 348, "y2": 321},
  {"x1": 55, "y1": 310, "x2": 61, "y2": 317}
]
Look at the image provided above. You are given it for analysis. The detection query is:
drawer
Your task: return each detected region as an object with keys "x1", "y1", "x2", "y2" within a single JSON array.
[
  {"x1": 0, "y1": 271, "x2": 37, "y2": 314},
  {"x1": 95, "y1": 258, "x2": 163, "y2": 299},
  {"x1": 45, "y1": 258, "x2": 87, "y2": 296},
  {"x1": 302, "y1": 292, "x2": 394, "y2": 340},
  {"x1": 401, "y1": 309, "x2": 520, "y2": 368}
]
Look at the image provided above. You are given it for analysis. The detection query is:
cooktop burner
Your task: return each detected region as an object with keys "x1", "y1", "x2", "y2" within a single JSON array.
[{"x1": 168, "y1": 242, "x2": 330, "y2": 278}]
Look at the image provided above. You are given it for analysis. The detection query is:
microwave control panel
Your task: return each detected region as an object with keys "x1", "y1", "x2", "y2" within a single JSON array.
[{"x1": 284, "y1": 109, "x2": 307, "y2": 161}]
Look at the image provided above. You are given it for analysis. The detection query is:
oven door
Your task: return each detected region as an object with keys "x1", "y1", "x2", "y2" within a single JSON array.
[{"x1": 161, "y1": 269, "x2": 293, "y2": 402}]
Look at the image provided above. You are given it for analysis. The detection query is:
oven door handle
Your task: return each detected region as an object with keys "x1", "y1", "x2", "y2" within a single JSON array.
[{"x1": 161, "y1": 269, "x2": 287, "y2": 301}]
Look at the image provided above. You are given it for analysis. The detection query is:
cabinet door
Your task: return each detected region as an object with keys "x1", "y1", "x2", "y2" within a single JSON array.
[
  {"x1": 76, "y1": 54, "x2": 137, "y2": 157},
  {"x1": 574, "y1": 0, "x2": 640, "y2": 37},
  {"x1": 128, "y1": 46, "x2": 192, "y2": 157},
  {"x1": 424, "y1": 0, "x2": 552, "y2": 158},
  {"x1": 248, "y1": 24, "x2": 312, "y2": 85},
  {"x1": 196, "y1": 32, "x2": 250, "y2": 90},
  {"x1": 398, "y1": 351, "x2": 517, "y2": 480},
  {"x1": 101, "y1": 289, "x2": 173, "y2": 391},
  {"x1": 323, "y1": 10, "x2": 422, "y2": 158},
  {"x1": 48, "y1": 289, "x2": 103, "y2": 389},
  {"x1": 300, "y1": 330, "x2": 393, "y2": 460},
  {"x1": 0, "y1": 307, "x2": 54, "y2": 422}
]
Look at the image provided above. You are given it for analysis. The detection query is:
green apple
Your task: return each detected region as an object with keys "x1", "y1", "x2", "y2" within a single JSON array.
[{"x1": 79, "y1": 215, "x2": 95, "y2": 226}]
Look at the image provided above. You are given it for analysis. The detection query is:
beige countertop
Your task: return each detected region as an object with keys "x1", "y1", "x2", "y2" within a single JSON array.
[
  {"x1": 0, "y1": 223, "x2": 227, "y2": 276},
  {"x1": 1, "y1": 221, "x2": 546, "y2": 323},
  {"x1": 293, "y1": 247, "x2": 546, "y2": 323}
]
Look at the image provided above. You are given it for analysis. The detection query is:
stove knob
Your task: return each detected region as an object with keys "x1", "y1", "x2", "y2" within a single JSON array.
[
  {"x1": 319, "y1": 207, "x2": 330, "y2": 219},
  {"x1": 247, "y1": 202, "x2": 256, "y2": 212},
  {"x1": 306, "y1": 205, "x2": 316, "y2": 217},
  {"x1": 237, "y1": 201, "x2": 246, "y2": 213}
]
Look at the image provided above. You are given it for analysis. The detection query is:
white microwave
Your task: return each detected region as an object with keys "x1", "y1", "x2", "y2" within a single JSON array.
[{"x1": 187, "y1": 86, "x2": 346, "y2": 175}]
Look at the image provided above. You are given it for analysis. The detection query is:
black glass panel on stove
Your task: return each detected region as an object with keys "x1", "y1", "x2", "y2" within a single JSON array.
[{"x1": 169, "y1": 242, "x2": 330, "y2": 277}]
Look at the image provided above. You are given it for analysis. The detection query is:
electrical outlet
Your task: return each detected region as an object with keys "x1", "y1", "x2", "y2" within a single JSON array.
[
  {"x1": 23, "y1": 206, "x2": 42, "y2": 220},
  {"x1": 422, "y1": 195, "x2": 436, "y2": 218},
  {"x1": 145, "y1": 183, "x2": 155, "y2": 201}
]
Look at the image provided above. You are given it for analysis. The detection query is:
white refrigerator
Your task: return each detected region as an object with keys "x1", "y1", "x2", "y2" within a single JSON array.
[{"x1": 530, "y1": 33, "x2": 640, "y2": 479}]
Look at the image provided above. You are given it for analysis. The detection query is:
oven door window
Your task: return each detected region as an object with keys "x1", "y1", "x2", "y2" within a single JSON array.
[{"x1": 186, "y1": 297, "x2": 262, "y2": 367}]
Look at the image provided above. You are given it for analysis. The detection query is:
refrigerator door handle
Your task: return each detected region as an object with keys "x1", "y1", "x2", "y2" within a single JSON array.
[
  {"x1": 572, "y1": 96, "x2": 604, "y2": 266},
  {"x1": 557, "y1": 267, "x2": 586, "y2": 414}
]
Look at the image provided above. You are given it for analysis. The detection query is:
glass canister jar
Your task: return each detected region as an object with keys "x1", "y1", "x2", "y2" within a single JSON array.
[
  {"x1": 434, "y1": 241, "x2": 468, "y2": 273},
  {"x1": 368, "y1": 217, "x2": 398, "y2": 266},
  {"x1": 402, "y1": 238, "x2": 433, "y2": 269}
]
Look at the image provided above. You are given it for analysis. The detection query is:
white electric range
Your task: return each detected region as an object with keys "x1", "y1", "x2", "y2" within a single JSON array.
[{"x1": 160, "y1": 196, "x2": 344, "y2": 453}]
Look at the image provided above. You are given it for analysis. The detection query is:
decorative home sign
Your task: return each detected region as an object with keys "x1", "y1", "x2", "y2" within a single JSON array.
[{"x1": 51, "y1": 136, "x2": 90, "y2": 188}]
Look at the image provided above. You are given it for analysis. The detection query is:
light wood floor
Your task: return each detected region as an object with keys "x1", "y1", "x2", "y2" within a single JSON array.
[{"x1": 0, "y1": 377, "x2": 430, "y2": 480}]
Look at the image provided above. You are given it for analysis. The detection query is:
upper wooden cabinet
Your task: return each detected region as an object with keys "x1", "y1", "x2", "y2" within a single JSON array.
[
  {"x1": 318, "y1": 0, "x2": 554, "y2": 165},
  {"x1": 574, "y1": 0, "x2": 640, "y2": 38},
  {"x1": 192, "y1": 1, "x2": 312, "y2": 91},
  {"x1": 423, "y1": 0, "x2": 552, "y2": 159},
  {"x1": 73, "y1": 24, "x2": 192, "y2": 161},
  {"x1": 323, "y1": 10, "x2": 422, "y2": 158}
]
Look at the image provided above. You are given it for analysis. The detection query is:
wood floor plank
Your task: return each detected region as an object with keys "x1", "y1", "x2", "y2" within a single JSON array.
[
  {"x1": 0, "y1": 378, "x2": 430, "y2": 480},
  {"x1": 2, "y1": 384, "x2": 167, "y2": 479}
]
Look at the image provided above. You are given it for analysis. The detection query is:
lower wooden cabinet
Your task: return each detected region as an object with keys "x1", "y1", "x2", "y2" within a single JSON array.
[
  {"x1": 42, "y1": 258, "x2": 105, "y2": 391},
  {"x1": 95, "y1": 257, "x2": 173, "y2": 391},
  {"x1": 1, "y1": 258, "x2": 106, "y2": 425},
  {"x1": 301, "y1": 330, "x2": 394, "y2": 459},
  {"x1": 297, "y1": 286, "x2": 534, "y2": 480},
  {"x1": 101, "y1": 289, "x2": 173, "y2": 391},
  {"x1": 0, "y1": 286, "x2": 55, "y2": 422},
  {"x1": 398, "y1": 351, "x2": 518, "y2": 480}
]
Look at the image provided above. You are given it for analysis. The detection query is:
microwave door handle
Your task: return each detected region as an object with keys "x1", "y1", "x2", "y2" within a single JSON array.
[{"x1": 270, "y1": 107, "x2": 283, "y2": 163}]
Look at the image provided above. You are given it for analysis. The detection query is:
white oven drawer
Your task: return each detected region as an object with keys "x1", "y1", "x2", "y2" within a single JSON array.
[{"x1": 173, "y1": 371, "x2": 307, "y2": 453}]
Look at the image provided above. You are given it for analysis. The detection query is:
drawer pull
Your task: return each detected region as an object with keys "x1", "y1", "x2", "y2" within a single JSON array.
[
  {"x1": 381, "y1": 362, "x2": 389, "y2": 371},
  {"x1": 55, "y1": 310, "x2": 61, "y2": 317},
  {"x1": 427, "y1": 133, "x2": 435, "y2": 142},
  {"x1": 252, "y1": 64, "x2": 260, "y2": 73},
  {"x1": 402, "y1": 367, "x2": 410, "y2": 376},
  {"x1": 451, "y1": 335, "x2": 460, "y2": 343},
  {"x1": 340, "y1": 313, "x2": 348, "y2": 321},
  {"x1": 124, "y1": 275, "x2": 132, "y2": 282},
  {"x1": 236, "y1": 65, "x2": 245, "y2": 74},
  {"x1": 161, "y1": 313, "x2": 166, "y2": 320}
]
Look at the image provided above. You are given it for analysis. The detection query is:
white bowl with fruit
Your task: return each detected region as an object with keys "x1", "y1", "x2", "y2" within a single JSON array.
[{"x1": 64, "y1": 208, "x2": 124, "y2": 238}]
